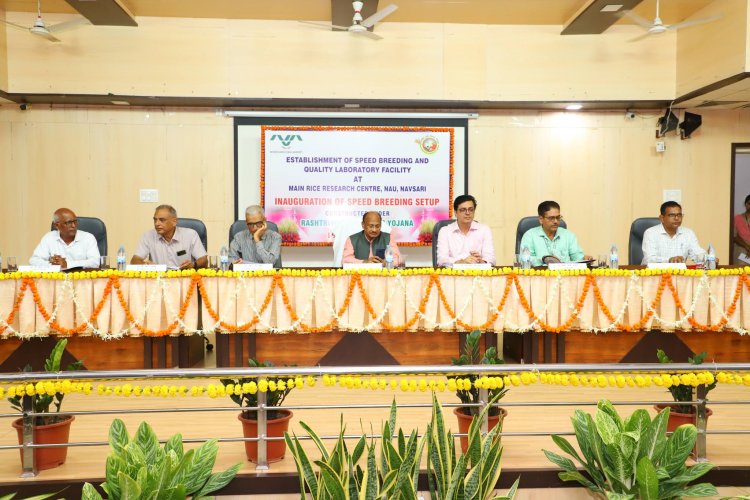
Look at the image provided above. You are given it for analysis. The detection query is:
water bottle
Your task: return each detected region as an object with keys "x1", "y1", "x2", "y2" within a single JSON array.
[
  {"x1": 384, "y1": 245, "x2": 394, "y2": 270},
  {"x1": 521, "y1": 246, "x2": 531, "y2": 270},
  {"x1": 220, "y1": 246, "x2": 230, "y2": 271},
  {"x1": 116, "y1": 246, "x2": 126, "y2": 271},
  {"x1": 609, "y1": 244, "x2": 619, "y2": 269},
  {"x1": 706, "y1": 244, "x2": 716, "y2": 270}
]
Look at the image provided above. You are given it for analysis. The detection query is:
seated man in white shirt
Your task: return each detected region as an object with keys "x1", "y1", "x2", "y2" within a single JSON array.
[
  {"x1": 131, "y1": 205, "x2": 207, "y2": 269},
  {"x1": 642, "y1": 201, "x2": 706, "y2": 264},
  {"x1": 30, "y1": 208, "x2": 100, "y2": 269}
]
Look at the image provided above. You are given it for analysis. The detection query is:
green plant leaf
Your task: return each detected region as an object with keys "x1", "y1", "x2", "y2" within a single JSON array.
[
  {"x1": 677, "y1": 482, "x2": 718, "y2": 497},
  {"x1": 642, "y1": 408, "x2": 668, "y2": 462},
  {"x1": 445, "y1": 454, "x2": 467, "y2": 500},
  {"x1": 550, "y1": 434, "x2": 586, "y2": 466},
  {"x1": 598, "y1": 400, "x2": 624, "y2": 431},
  {"x1": 108, "y1": 418, "x2": 130, "y2": 455},
  {"x1": 661, "y1": 461, "x2": 714, "y2": 488},
  {"x1": 194, "y1": 462, "x2": 242, "y2": 498},
  {"x1": 317, "y1": 460, "x2": 348, "y2": 500},
  {"x1": 558, "y1": 471, "x2": 602, "y2": 492},
  {"x1": 118, "y1": 470, "x2": 142, "y2": 500},
  {"x1": 635, "y1": 456, "x2": 658, "y2": 500},
  {"x1": 543, "y1": 449, "x2": 578, "y2": 472},
  {"x1": 164, "y1": 432, "x2": 184, "y2": 460},
  {"x1": 134, "y1": 421, "x2": 160, "y2": 465},
  {"x1": 81, "y1": 483, "x2": 104, "y2": 500},
  {"x1": 285, "y1": 431, "x2": 319, "y2": 499},
  {"x1": 360, "y1": 443, "x2": 378, "y2": 500},
  {"x1": 299, "y1": 420, "x2": 331, "y2": 461},
  {"x1": 182, "y1": 440, "x2": 218, "y2": 494},
  {"x1": 662, "y1": 425, "x2": 697, "y2": 477},
  {"x1": 351, "y1": 435, "x2": 366, "y2": 466},
  {"x1": 571, "y1": 410, "x2": 596, "y2": 467},
  {"x1": 605, "y1": 443, "x2": 632, "y2": 491},
  {"x1": 595, "y1": 409, "x2": 620, "y2": 446}
]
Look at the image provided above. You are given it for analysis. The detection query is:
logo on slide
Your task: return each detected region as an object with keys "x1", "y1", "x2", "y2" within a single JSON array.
[
  {"x1": 270, "y1": 134, "x2": 303, "y2": 148},
  {"x1": 416, "y1": 135, "x2": 439, "y2": 154}
]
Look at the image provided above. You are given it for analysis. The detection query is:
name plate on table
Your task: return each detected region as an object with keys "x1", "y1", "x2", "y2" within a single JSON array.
[
  {"x1": 343, "y1": 263, "x2": 383, "y2": 271},
  {"x1": 126, "y1": 264, "x2": 168, "y2": 272},
  {"x1": 18, "y1": 265, "x2": 61, "y2": 273},
  {"x1": 453, "y1": 263, "x2": 492, "y2": 271},
  {"x1": 233, "y1": 263, "x2": 273, "y2": 272},
  {"x1": 548, "y1": 262, "x2": 587, "y2": 271},
  {"x1": 647, "y1": 263, "x2": 687, "y2": 270}
]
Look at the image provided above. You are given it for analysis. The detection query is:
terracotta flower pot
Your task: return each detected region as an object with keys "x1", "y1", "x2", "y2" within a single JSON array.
[
  {"x1": 654, "y1": 404, "x2": 713, "y2": 433},
  {"x1": 12, "y1": 416, "x2": 75, "y2": 471},
  {"x1": 453, "y1": 407, "x2": 506, "y2": 454},
  {"x1": 238, "y1": 410, "x2": 293, "y2": 463}
]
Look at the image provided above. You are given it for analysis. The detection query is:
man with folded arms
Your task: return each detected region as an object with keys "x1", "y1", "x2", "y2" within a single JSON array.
[
  {"x1": 343, "y1": 211, "x2": 400, "y2": 264},
  {"x1": 520, "y1": 200, "x2": 591, "y2": 266},
  {"x1": 229, "y1": 205, "x2": 281, "y2": 267},
  {"x1": 30, "y1": 208, "x2": 100, "y2": 269},
  {"x1": 642, "y1": 201, "x2": 705, "y2": 264},
  {"x1": 131, "y1": 205, "x2": 207, "y2": 269},
  {"x1": 436, "y1": 194, "x2": 496, "y2": 267}
]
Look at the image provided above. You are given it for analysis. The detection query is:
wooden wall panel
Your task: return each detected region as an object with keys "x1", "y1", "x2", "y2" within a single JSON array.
[
  {"x1": 676, "y1": 0, "x2": 747, "y2": 96},
  {"x1": 0, "y1": 5, "x2": 8, "y2": 92}
]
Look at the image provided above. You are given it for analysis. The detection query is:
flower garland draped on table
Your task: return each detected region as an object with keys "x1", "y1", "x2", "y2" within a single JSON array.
[{"x1": 1, "y1": 267, "x2": 750, "y2": 339}]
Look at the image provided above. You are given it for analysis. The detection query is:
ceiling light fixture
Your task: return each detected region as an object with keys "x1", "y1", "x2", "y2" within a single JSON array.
[
  {"x1": 600, "y1": 4, "x2": 624, "y2": 12},
  {"x1": 565, "y1": 103, "x2": 583, "y2": 111}
]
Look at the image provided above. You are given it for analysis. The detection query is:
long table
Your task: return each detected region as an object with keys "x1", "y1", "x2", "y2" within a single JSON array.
[{"x1": 1, "y1": 268, "x2": 749, "y2": 369}]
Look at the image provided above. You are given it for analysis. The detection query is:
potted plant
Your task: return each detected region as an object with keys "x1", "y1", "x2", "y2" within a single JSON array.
[
  {"x1": 81, "y1": 418, "x2": 241, "y2": 499},
  {"x1": 221, "y1": 358, "x2": 294, "y2": 463},
  {"x1": 544, "y1": 399, "x2": 717, "y2": 499},
  {"x1": 449, "y1": 329, "x2": 508, "y2": 452},
  {"x1": 655, "y1": 349, "x2": 716, "y2": 432},
  {"x1": 8, "y1": 338, "x2": 83, "y2": 471}
]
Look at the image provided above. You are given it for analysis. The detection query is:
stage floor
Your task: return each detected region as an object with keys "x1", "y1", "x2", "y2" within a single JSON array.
[{"x1": 1, "y1": 378, "x2": 749, "y2": 495}]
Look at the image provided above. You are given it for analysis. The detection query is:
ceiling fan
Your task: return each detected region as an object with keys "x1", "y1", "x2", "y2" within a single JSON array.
[
  {"x1": 622, "y1": 0, "x2": 721, "y2": 42},
  {"x1": 1, "y1": 0, "x2": 90, "y2": 43},
  {"x1": 301, "y1": 1, "x2": 398, "y2": 41}
]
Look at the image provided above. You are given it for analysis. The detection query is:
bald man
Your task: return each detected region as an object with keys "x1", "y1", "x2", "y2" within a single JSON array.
[
  {"x1": 29, "y1": 208, "x2": 100, "y2": 269},
  {"x1": 342, "y1": 211, "x2": 400, "y2": 264}
]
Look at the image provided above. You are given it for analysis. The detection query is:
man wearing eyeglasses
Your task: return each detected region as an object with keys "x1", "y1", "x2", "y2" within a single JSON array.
[
  {"x1": 436, "y1": 194, "x2": 496, "y2": 267},
  {"x1": 132, "y1": 205, "x2": 207, "y2": 269},
  {"x1": 520, "y1": 200, "x2": 590, "y2": 266},
  {"x1": 229, "y1": 205, "x2": 282, "y2": 267},
  {"x1": 642, "y1": 201, "x2": 705, "y2": 264},
  {"x1": 30, "y1": 208, "x2": 100, "y2": 269}
]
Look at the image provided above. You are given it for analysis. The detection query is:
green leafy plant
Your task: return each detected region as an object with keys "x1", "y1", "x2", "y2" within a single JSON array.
[
  {"x1": 7, "y1": 338, "x2": 83, "y2": 425},
  {"x1": 426, "y1": 392, "x2": 518, "y2": 500},
  {"x1": 657, "y1": 349, "x2": 717, "y2": 414},
  {"x1": 81, "y1": 418, "x2": 241, "y2": 500},
  {"x1": 220, "y1": 358, "x2": 293, "y2": 420},
  {"x1": 285, "y1": 399, "x2": 423, "y2": 500},
  {"x1": 544, "y1": 399, "x2": 717, "y2": 499},
  {"x1": 0, "y1": 492, "x2": 61, "y2": 500},
  {"x1": 450, "y1": 330, "x2": 508, "y2": 417}
]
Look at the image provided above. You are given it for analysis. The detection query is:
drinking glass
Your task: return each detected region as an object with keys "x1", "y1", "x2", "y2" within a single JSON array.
[
  {"x1": 514, "y1": 254, "x2": 521, "y2": 268},
  {"x1": 7, "y1": 257, "x2": 18, "y2": 272},
  {"x1": 597, "y1": 254, "x2": 608, "y2": 268},
  {"x1": 693, "y1": 253, "x2": 706, "y2": 270},
  {"x1": 100, "y1": 256, "x2": 110, "y2": 269},
  {"x1": 398, "y1": 254, "x2": 407, "y2": 269},
  {"x1": 208, "y1": 255, "x2": 218, "y2": 269}
]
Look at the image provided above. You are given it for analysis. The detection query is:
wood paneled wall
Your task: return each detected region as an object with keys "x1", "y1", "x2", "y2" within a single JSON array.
[
  {"x1": 0, "y1": 5, "x2": 8, "y2": 92},
  {"x1": 1, "y1": 105, "x2": 747, "y2": 265},
  {"x1": 3, "y1": 14, "x2": 678, "y2": 101}
]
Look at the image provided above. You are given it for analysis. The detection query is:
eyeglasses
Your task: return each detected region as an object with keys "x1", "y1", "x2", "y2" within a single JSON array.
[
  {"x1": 59, "y1": 219, "x2": 78, "y2": 227},
  {"x1": 247, "y1": 220, "x2": 265, "y2": 228},
  {"x1": 665, "y1": 213, "x2": 684, "y2": 219},
  {"x1": 457, "y1": 207, "x2": 475, "y2": 214},
  {"x1": 543, "y1": 215, "x2": 563, "y2": 222}
]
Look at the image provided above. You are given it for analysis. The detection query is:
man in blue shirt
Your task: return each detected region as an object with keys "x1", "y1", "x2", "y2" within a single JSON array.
[{"x1": 519, "y1": 200, "x2": 592, "y2": 266}]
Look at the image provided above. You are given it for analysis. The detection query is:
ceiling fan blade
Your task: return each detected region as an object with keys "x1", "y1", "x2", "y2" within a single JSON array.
[
  {"x1": 47, "y1": 17, "x2": 90, "y2": 33},
  {"x1": 628, "y1": 31, "x2": 653, "y2": 42},
  {"x1": 361, "y1": 4, "x2": 398, "y2": 28},
  {"x1": 299, "y1": 20, "x2": 351, "y2": 31},
  {"x1": 667, "y1": 15, "x2": 722, "y2": 31},
  {"x1": 620, "y1": 10, "x2": 654, "y2": 29},
  {"x1": 1, "y1": 20, "x2": 31, "y2": 31},
  {"x1": 353, "y1": 30, "x2": 383, "y2": 40},
  {"x1": 32, "y1": 29, "x2": 61, "y2": 42}
]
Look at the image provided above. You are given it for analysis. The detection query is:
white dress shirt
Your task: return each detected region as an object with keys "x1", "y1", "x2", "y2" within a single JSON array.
[
  {"x1": 436, "y1": 221, "x2": 496, "y2": 267},
  {"x1": 30, "y1": 230, "x2": 100, "y2": 269},
  {"x1": 641, "y1": 224, "x2": 705, "y2": 264}
]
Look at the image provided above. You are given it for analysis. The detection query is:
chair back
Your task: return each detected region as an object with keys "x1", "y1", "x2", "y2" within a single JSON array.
[
  {"x1": 332, "y1": 219, "x2": 391, "y2": 266},
  {"x1": 50, "y1": 216, "x2": 107, "y2": 257},
  {"x1": 629, "y1": 217, "x2": 660, "y2": 265},
  {"x1": 515, "y1": 216, "x2": 567, "y2": 254},
  {"x1": 176, "y1": 218, "x2": 208, "y2": 252},
  {"x1": 228, "y1": 219, "x2": 282, "y2": 268},
  {"x1": 431, "y1": 219, "x2": 455, "y2": 267}
]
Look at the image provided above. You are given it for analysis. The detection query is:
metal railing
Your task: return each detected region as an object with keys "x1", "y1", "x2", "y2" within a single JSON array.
[{"x1": 1, "y1": 362, "x2": 746, "y2": 477}]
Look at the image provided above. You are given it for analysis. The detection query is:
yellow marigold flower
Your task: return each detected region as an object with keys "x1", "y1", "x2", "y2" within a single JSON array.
[
  {"x1": 540, "y1": 373, "x2": 549, "y2": 384},
  {"x1": 717, "y1": 372, "x2": 727, "y2": 383},
  {"x1": 62, "y1": 380, "x2": 72, "y2": 393},
  {"x1": 133, "y1": 386, "x2": 142, "y2": 396},
  {"x1": 553, "y1": 374, "x2": 562, "y2": 385},
  {"x1": 266, "y1": 380, "x2": 276, "y2": 392},
  {"x1": 671, "y1": 375, "x2": 681, "y2": 387},
  {"x1": 294, "y1": 377, "x2": 304, "y2": 389},
  {"x1": 286, "y1": 378, "x2": 295, "y2": 389},
  {"x1": 217, "y1": 385, "x2": 226, "y2": 397},
  {"x1": 407, "y1": 380, "x2": 417, "y2": 392},
  {"x1": 379, "y1": 378, "x2": 387, "y2": 390},
  {"x1": 580, "y1": 375, "x2": 589, "y2": 386},
  {"x1": 503, "y1": 376, "x2": 511, "y2": 387},
  {"x1": 277, "y1": 380, "x2": 286, "y2": 391},
  {"x1": 0, "y1": 387, "x2": 4, "y2": 398},
  {"x1": 225, "y1": 383, "x2": 235, "y2": 394},
  {"x1": 322, "y1": 374, "x2": 330, "y2": 385},
  {"x1": 190, "y1": 386, "x2": 199, "y2": 396},
  {"x1": 368, "y1": 379, "x2": 378, "y2": 390},
  {"x1": 207, "y1": 386, "x2": 217, "y2": 398},
  {"x1": 616, "y1": 375, "x2": 626, "y2": 388},
  {"x1": 570, "y1": 374, "x2": 580, "y2": 386},
  {"x1": 8, "y1": 386, "x2": 16, "y2": 398},
  {"x1": 25, "y1": 383, "x2": 36, "y2": 396},
  {"x1": 44, "y1": 382, "x2": 55, "y2": 395},
  {"x1": 520, "y1": 373, "x2": 532, "y2": 385},
  {"x1": 353, "y1": 378, "x2": 363, "y2": 389},
  {"x1": 232, "y1": 385, "x2": 241, "y2": 396},
  {"x1": 114, "y1": 386, "x2": 122, "y2": 396},
  {"x1": 418, "y1": 379, "x2": 428, "y2": 392},
  {"x1": 679, "y1": 374, "x2": 690, "y2": 386},
  {"x1": 143, "y1": 386, "x2": 152, "y2": 396},
  {"x1": 400, "y1": 379, "x2": 409, "y2": 391},
  {"x1": 390, "y1": 379, "x2": 398, "y2": 390},
  {"x1": 705, "y1": 373, "x2": 715, "y2": 385},
  {"x1": 306, "y1": 376, "x2": 316, "y2": 387},
  {"x1": 437, "y1": 380, "x2": 446, "y2": 392},
  {"x1": 635, "y1": 375, "x2": 645, "y2": 387},
  {"x1": 447, "y1": 379, "x2": 457, "y2": 392},
  {"x1": 474, "y1": 378, "x2": 484, "y2": 390},
  {"x1": 597, "y1": 375, "x2": 607, "y2": 388},
  {"x1": 561, "y1": 375, "x2": 570, "y2": 386},
  {"x1": 608, "y1": 376, "x2": 617, "y2": 387},
  {"x1": 247, "y1": 382, "x2": 258, "y2": 394},
  {"x1": 258, "y1": 380, "x2": 268, "y2": 392},
  {"x1": 744, "y1": 375, "x2": 750, "y2": 386},
  {"x1": 97, "y1": 384, "x2": 105, "y2": 395},
  {"x1": 509, "y1": 375, "x2": 520, "y2": 386},
  {"x1": 696, "y1": 373, "x2": 707, "y2": 385}
]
